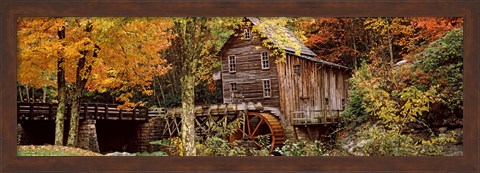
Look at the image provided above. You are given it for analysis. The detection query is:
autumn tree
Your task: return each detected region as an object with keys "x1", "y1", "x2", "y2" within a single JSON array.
[
  {"x1": 165, "y1": 17, "x2": 240, "y2": 156},
  {"x1": 17, "y1": 17, "x2": 173, "y2": 148},
  {"x1": 300, "y1": 17, "x2": 370, "y2": 68},
  {"x1": 18, "y1": 18, "x2": 68, "y2": 145}
]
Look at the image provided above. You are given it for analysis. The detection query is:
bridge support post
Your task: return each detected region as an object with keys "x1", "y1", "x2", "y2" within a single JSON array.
[
  {"x1": 77, "y1": 119, "x2": 100, "y2": 153},
  {"x1": 128, "y1": 117, "x2": 165, "y2": 153}
]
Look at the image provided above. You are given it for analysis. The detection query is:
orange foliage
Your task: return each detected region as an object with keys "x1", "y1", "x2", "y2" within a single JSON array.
[{"x1": 17, "y1": 17, "x2": 174, "y2": 107}]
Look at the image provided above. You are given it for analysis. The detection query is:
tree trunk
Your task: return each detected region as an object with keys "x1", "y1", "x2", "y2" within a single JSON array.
[
  {"x1": 180, "y1": 62, "x2": 196, "y2": 156},
  {"x1": 42, "y1": 86, "x2": 47, "y2": 103},
  {"x1": 154, "y1": 77, "x2": 166, "y2": 106},
  {"x1": 55, "y1": 26, "x2": 67, "y2": 146},
  {"x1": 351, "y1": 18, "x2": 358, "y2": 69},
  {"x1": 385, "y1": 17, "x2": 394, "y2": 64},
  {"x1": 352, "y1": 34, "x2": 358, "y2": 69},
  {"x1": 25, "y1": 85, "x2": 30, "y2": 102},
  {"x1": 157, "y1": 77, "x2": 166, "y2": 103},
  {"x1": 18, "y1": 85, "x2": 23, "y2": 102},
  {"x1": 67, "y1": 85, "x2": 81, "y2": 147},
  {"x1": 55, "y1": 57, "x2": 66, "y2": 146},
  {"x1": 388, "y1": 36, "x2": 394, "y2": 64},
  {"x1": 67, "y1": 50, "x2": 92, "y2": 147},
  {"x1": 67, "y1": 21, "x2": 96, "y2": 147},
  {"x1": 31, "y1": 86, "x2": 35, "y2": 102}
]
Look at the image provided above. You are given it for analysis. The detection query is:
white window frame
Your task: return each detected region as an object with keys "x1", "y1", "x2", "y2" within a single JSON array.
[
  {"x1": 262, "y1": 79, "x2": 271, "y2": 98},
  {"x1": 261, "y1": 52, "x2": 269, "y2": 69},
  {"x1": 230, "y1": 83, "x2": 237, "y2": 93},
  {"x1": 244, "y1": 28, "x2": 251, "y2": 40},
  {"x1": 228, "y1": 55, "x2": 236, "y2": 73}
]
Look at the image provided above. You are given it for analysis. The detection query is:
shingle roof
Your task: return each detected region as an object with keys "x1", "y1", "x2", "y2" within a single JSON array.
[{"x1": 247, "y1": 17, "x2": 349, "y2": 70}]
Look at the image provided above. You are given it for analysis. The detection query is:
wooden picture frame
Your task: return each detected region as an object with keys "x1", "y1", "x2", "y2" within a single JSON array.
[{"x1": 1, "y1": 0, "x2": 478, "y2": 172}]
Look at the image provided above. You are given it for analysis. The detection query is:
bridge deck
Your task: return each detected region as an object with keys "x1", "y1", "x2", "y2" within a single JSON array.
[{"x1": 17, "y1": 102, "x2": 150, "y2": 121}]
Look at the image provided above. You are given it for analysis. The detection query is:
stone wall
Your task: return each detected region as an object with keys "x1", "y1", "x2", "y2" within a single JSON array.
[
  {"x1": 127, "y1": 116, "x2": 166, "y2": 153},
  {"x1": 77, "y1": 119, "x2": 100, "y2": 153}
]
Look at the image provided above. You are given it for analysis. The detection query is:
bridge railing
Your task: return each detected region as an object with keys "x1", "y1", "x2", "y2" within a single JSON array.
[
  {"x1": 291, "y1": 109, "x2": 342, "y2": 125},
  {"x1": 17, "y1": 102, "x2": 149, "y2": 121}
]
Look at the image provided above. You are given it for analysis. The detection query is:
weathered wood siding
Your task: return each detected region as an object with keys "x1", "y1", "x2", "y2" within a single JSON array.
[
  {"x1": 277, "y1": 54, "x2": 350, "y2": 125},
  {"x1": 220, "y1": 25, "x2": 280, "y2": 109}
]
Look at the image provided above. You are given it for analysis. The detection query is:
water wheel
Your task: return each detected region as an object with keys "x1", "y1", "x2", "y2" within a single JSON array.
[{"x1": 230, "y1": 111, "x2": 285, "y2": 153}]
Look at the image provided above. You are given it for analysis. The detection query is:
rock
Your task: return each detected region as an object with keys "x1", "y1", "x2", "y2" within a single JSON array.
[
  {"x1": 447, "y1": 151, "x2": 463, "y2": 156},
  {"x1": 438, "y1": 127, "x2": 448, "y2": 133},
  {"x1": 445, "y1": 144, "x2": 463, "y2": 156},
  {"x1": 356, "y1": 140, "x2": 368, "y2": 148},
  {"x1": 105, "y1": 151, "x2": 136, "y2": 156},
  {"x1": 246, "y1": 102, "x2": 255, "y2": 110}
]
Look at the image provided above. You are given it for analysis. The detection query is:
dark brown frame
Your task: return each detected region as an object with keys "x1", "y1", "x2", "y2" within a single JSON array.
[{"x1": 1, "y1": 0, "x2": 478, "y2": 172}]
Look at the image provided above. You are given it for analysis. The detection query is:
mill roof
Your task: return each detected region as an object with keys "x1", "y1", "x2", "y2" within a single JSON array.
[{"x1": 246, "y1": 17, "x2": 349, "y2": 70}]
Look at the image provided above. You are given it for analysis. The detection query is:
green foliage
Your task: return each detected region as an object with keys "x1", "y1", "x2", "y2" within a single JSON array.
[
  {"x1": 413, "y1": 28, "x2": 463, "y2": 116},
  {"x1": 397, "y1": 85, "x2": 439, "y2": 123},
  {"x1": 360, "y1": 125, "x2": 416, "y2": 156},
  {"x1": 358, "y1": 124, "x2": 457, "y2": 156},
  {"x1": 195, "y1": 136, "x2": 246, "y2": 156},
  {"x1": 154, "y1": 136, "x2": 183, "y2": 156},
  {"x1": 342, "y1": 62, "x2": 369, "y2": 124},
  {"x1": 149, "y1": 139, "x2": 170, "y2": 145},
  {"x1": 417, "y1": 133, "x2": 457, "y2": 156},
  {"x1": 204, "y1": 116, "x2": 244, "y2": 139},
  {"x1": 415, "y1": 29, "x2": 463, "y2": 73},
  {"x1": 194, "y1": 80, "x2": 223, "y2": 106},
  {"x1": 195, "y1": 116, "x2": 248, "y2": 156},
  {"x1": 257, "y1": 135, "x2": 271, "y2": 150},
  {"x1": 274, "y1": 140, "x2": 325, "y2": 156}
]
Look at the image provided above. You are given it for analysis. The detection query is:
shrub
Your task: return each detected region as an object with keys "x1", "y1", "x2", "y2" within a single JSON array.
[
  {"x1": 357, "y1": 123, "x2": 456, "y2": 156},
  {"x1": 195, "y1": 136, "x2": 247, "y2": 156},
  {"x1": 342, "y1": 62, "x2": 370, "y2": 124},
  {"x1": 359, "y1": 125, "x2": 416, "y2": 156},
  {"x1": 275, "y1": 140, "x2": 325, "y2": 156}
]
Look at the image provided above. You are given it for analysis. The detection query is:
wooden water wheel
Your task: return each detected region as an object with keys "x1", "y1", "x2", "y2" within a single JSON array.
[{"x1": 230, "y1": 111, "x2": 285, "y2": 153}]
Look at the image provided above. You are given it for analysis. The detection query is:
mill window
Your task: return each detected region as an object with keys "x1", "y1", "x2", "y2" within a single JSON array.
[
  {"x1": 228, "y1": 55, "x2": 236, "y2": 73},
  {"x1": 230, "y1": 83, "x2": 237, "y2": 93},
  {"x1": 262, "y1": 79, "x2": 271, "y2": 98},
  {"x1": 261, "y1": 52, "x2": 269, "y2": 69},
  {"x1": 244, "y1": 28, "x2": 251, "y2": 39}
]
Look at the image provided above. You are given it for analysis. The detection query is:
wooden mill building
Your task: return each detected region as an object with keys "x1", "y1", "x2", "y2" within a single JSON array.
[{"x1": 217, "y1": 17, "x2": 351, "y2": 140}]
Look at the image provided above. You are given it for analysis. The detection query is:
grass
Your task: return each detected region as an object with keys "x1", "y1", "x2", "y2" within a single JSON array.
[
  {"x1": 136, "y1": 151, "x2": 168, "y2": 156},
  {"x1": 17, "y1": 145, "x2": 104, "y2": 156}
]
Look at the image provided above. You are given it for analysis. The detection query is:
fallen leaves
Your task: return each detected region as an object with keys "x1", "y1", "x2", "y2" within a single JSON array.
[{"x1": 17, "y1": 145, "x2": 104, "y2": 156}]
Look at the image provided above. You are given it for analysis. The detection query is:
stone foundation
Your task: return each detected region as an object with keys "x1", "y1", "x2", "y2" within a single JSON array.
[
  {"x1": 77, "y1": 119, "x2": 100, "y2": 152},
  {"x1": 127, "y1": 116, "x2": 166, "y2": 153}
]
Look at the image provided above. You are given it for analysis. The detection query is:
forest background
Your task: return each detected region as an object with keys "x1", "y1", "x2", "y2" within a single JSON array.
[{"x1": 17, "y1": 17, "x2": 463, "y2": 156}]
